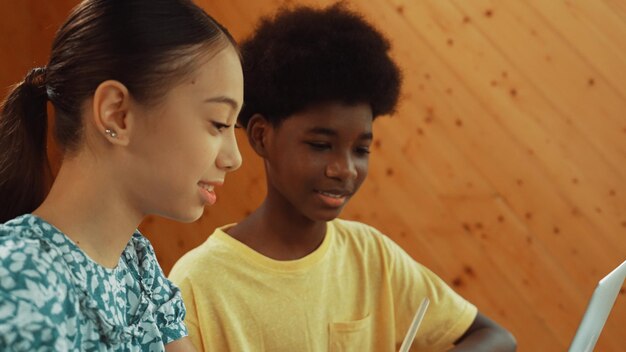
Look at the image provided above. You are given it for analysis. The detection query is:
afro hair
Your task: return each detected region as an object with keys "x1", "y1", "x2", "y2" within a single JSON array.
[{"x1": 238, "y1": 3, "x2": 402, "y2": 127}]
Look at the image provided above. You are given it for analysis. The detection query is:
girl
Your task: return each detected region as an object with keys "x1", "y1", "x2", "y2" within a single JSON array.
[{"x1": 0, "y1": 0, "x2": 243, "y2": 350}]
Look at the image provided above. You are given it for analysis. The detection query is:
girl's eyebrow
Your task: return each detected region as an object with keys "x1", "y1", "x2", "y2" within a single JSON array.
[{"x1": 204, "y1": 96, "x2": 239, "y2": 110}]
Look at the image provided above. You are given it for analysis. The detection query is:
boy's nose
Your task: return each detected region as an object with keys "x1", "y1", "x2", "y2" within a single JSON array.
[{"x1": 325, "y1": 154, "x2": 357, "y2": 180}]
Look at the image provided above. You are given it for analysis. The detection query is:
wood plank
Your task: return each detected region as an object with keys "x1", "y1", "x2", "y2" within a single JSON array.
[
  {"x1": 2, "y1": 0, "x2": 625, "y2": 350},
  {"x1": 525, "y1": 0, "x2": 626, "y2": 99}
]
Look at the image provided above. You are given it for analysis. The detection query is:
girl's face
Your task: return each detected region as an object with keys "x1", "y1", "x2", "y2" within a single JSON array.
[
  {"x1": 124, "y1": 45, "x2": 243, "y2": 222},
  {"x1": 263, "y1": 102, "x2": 373, "y2": 222}
]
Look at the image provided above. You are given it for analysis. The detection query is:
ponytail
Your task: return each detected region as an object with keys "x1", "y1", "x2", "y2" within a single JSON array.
[{"x1": 0, "y1": 67, "x2": 51, "y2": 223}]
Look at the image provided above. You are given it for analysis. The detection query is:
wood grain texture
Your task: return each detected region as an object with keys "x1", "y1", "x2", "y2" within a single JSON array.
[{"x1": 1, "y1": 0, "x2": 624, "y2": 350}]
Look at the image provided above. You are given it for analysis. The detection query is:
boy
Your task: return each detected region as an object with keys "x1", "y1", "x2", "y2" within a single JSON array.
[{"x1": 170, "y1": 4, "x2": 516, "y2": 351}]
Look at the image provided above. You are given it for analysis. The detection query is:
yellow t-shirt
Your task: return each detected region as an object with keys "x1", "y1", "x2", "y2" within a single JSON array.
[{"x1": 169, "y1": 219, "x2": 477, "y2": 352}]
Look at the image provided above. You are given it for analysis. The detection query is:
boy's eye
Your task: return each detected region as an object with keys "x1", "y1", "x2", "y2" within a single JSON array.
[
  {"x1": 306, "y1": 142, "x2": 331, "y2": 150},
  {"x1": 355, "y1": 146, "x2": 371, "y2": 155}
]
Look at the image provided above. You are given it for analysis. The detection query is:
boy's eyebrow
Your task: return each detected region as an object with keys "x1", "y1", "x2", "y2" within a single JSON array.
[
  {"x1": 306, "y1": 127, "x2": 373, "y2": 140},
  {"x1": 360, "y1": 132, "x2": 374, "y2": 140},
  {"x1": 306, "y1": 127, "x2": 337, "y2": 136},
  {"x1": 204, "y1": 96, "x2": 240, "y2": 110}
]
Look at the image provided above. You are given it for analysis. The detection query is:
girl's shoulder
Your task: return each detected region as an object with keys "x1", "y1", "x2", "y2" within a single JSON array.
[
  {"x1": 122, "y1": 231, "x2": 168, "y2": 288},
  {"x1": 0, "y1": 215, "x2": 73, "y2": 305},
  {"x1": 1, "y1": 213, "x2": 46, "y2": 238},
  {"x1": 124, "y1": 231, "x2": 158, "y2": 269},
  {"x1": 0, "y1": 214, "x2": 67, "y2": 270}
]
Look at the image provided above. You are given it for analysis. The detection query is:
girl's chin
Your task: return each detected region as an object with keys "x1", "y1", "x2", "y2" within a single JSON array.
[{"x1": 159, "y1": 205, "x2": 206, "y2": 224}]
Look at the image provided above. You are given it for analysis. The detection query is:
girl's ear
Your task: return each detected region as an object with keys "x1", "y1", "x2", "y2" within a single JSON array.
[
  {"x1": 246, "y1": 113, "x2": 272, "y2": 158},
  {"x1": 91, "y1": 80, "x2": 132, "y2": 146}
]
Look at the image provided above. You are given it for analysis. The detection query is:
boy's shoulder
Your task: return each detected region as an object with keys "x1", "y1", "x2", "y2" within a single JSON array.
[
  {"x1": 331, "y1": 218, "x2": 414, "y2": 263},
  {"x1": 330, "y1": 218, "x2": 397, "y2": 253},
  {"x1": 331, "y1": 218, "x2": 388, "y2": 243},
  {"x1": 169, "y1": 227, "x2": 228, "y2": 281}
]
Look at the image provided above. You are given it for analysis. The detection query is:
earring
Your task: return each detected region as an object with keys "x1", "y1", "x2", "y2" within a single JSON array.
[{"x1": 104, "y1": 129, "x2": 117, "y2": 138}]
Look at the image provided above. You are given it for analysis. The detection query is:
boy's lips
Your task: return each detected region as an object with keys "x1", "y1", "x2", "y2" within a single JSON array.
[{"x1": 314, "y1": 189, "x2": 351, "y2": 207}]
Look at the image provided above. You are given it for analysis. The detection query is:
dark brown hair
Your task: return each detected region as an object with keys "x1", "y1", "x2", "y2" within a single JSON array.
[{"x1": 0, "y1": 0, "x2": 237, "y2": 222}]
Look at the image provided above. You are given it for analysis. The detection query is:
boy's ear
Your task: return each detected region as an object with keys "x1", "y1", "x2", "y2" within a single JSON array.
[
  {"x1": 91, "y1": 80, "x2": 132, "y2": 146},
  {"x1": 246, "y1": 113, "x2": 271, "y2": 158}
]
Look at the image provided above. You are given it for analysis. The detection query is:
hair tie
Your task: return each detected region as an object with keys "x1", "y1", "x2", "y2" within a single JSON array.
[{"x1": 24, "y1": 66, "x2": 48, "y2": 100}]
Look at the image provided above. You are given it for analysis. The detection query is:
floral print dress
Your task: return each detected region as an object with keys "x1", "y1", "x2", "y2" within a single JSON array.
[{"x1": 0, "y1": 214, "x2": 187, "y2": 351}]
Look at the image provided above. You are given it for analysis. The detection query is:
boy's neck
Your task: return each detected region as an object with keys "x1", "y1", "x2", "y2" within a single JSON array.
[{"x1": 227, "y1": 200, "x2": 328, "y2": 261}]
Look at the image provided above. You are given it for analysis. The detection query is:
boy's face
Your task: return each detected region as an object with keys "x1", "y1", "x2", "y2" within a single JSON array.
[{"x1": 263, "y1": 101, "x2": 373, "y2": 222}]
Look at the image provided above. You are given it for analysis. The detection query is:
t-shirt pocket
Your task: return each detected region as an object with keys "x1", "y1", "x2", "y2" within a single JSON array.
[{"x1": 328, "y1": 313, "x2": 372, "y2": 352}]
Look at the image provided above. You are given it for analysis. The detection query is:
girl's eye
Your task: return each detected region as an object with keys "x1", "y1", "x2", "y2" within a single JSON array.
[
  {"x1": 212, "y1": 121, "x2": 231, "y2": 132},
  {"x1": 306, "y1": 142, "x2": 331, "y2": 151}
]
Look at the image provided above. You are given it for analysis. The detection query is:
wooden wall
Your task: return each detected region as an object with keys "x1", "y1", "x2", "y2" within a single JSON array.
[{"x1": 1, "y1": 0, "x2": 625, "y2": 350}]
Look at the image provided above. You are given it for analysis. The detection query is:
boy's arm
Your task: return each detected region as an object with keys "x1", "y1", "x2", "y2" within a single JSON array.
[
  {"x1": 373, "y1": 226, "x2": 513, "y2": 351},
  {"x1": 451, "y1": 312, "x2": 517, "y2": 351}
]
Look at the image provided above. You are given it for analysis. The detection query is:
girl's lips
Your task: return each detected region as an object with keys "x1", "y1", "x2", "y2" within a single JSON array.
[
  {"x1": 199, "y1": 186, "x2": 217, "y2": 205},
  {"x1": 198, "y1": 181, "x2": 221, "y2": 205}
]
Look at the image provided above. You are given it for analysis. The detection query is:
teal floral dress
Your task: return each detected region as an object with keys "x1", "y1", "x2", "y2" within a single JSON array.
[{"x1": 0, "y1": 215, "x2": 187, "y2": 351}]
